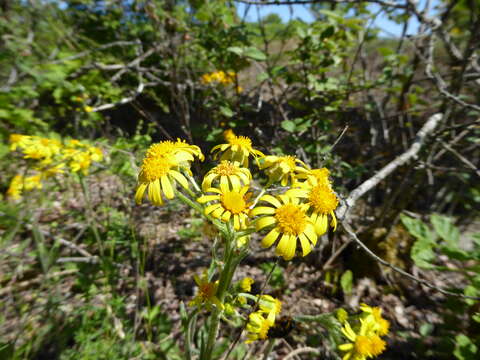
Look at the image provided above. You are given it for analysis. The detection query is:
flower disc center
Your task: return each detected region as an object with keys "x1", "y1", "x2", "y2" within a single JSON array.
[
  {"x1": 308, "y1": 185, "x2": 339, "y2": 214},
  {"x1": 275, "y1": 204, "x2": 307, "y2": 235},
  {"x1": 221, "y1": 191, "x2": 246, "y2": 214}
]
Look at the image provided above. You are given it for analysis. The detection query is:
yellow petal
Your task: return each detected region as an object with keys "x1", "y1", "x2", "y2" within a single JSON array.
[
  {"x1": 135, "y1": 183, "x2": 147, "y2": 204},
  {"x1": 170, "y1": 170, "x2": 190, "y2": 189},
  {"x1": 250, "y1": 206, "x2": 276, "y2": 216},
  {"x1": 261, "y1": 228, "x2": 280, "y2": 248},
  {"x1": 298, "y1": 233, "x2": 312, "y2": 257},
  {"x1": 276, "y1": 234, "x2": 296, "y2": 260},
  {"x1": 256, "y1": 216, "x2": 276, "y2": 231},
  {"x1": 202, "y1": 173, "x2": 217, "y2": 191},
  {"x1": 260, "y1": 195, "x2": 281, "y2": 208},
  {"x1": 161, "y1": 175, "x2": 174, "y2": 199},
  {"x1": 205, "y1": 203, "x2": 222, "y2": 215}
]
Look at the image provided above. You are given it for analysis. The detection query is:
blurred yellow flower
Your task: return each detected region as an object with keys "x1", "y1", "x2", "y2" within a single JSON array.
[
  {"x1": 239, "y1": 277, "x2": 254, "y2": 292},
  {"x1": 211, "y1": 134, "x2": 264, "y2": 167},
  {"x1": 7, "y1": 175, "x2": 24, "y2": 200},
  {"x1": 251, "y1": 194, "x2": 317, "y2": 260},
  {"x1": 201, "y1": 70, "x2": 235, "y2": 85},
  {"x1": 9, "y1": 134, "x2": 32, "y2": 151},
  {"x1": 197, "y1": 185, "x2": 251, "y2": 230},
  {"x1": 84, "y1": 105, "x2": 94, "y2": 112}
]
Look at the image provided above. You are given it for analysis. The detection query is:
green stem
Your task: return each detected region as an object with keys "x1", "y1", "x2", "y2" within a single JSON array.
[{"x1": 203, "y1": 231, "x2": 239, "y2": 359}]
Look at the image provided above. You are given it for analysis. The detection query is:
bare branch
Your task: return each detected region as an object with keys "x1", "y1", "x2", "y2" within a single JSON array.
[
  {"x1": 337, "y1": 113, "x2": 444, "y2": 220},
  {"x1": 233, "y1": 0, "x2": 405, "y2": 8}
]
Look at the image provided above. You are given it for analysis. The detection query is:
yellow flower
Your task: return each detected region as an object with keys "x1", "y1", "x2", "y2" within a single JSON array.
[
  {"x1": 9, "y1": 134, "x2": 32, "y2": 151},
  {"x1": 23, "y1": 174, "x2": 43, "y2": 191},
  {"x1": 7, "y1": 175, "x2": 24, "y2": 200},
  {"x1": 211, "y1": 134, "x2": 264, "y2": 167},
  {"x1": 201, "y1": 161, "x2": 251, "y2": 192},
  {"x1": 250, "y1": 194, "x2": 317, "y2": 260},
  {"x1": 246, "y1": 311, "x2": 275, "y2": 343},
  {"x1": 287, "y1": 177, "x2": 338, "y2": 236},
  {"x1": 259, "y1": 155, "x2": 310, "y2": 186},
  {"x1": 22, "y1": 137, "x2": 62, "y2": 164},
  {"x1": 298, "y1": 167, "x2": 332, "y2": 188},
  {"x1": 88, "y1": 146, "x2": 103, "y2": 162},
  {"x1": 201, "y1": 71, "x2": 235, "y2": 85},
  {"x1": 145, "y1": 139, "x2": 204, "y2": 166},
  {"x1": 189, "y1": 271, "x2": 223, "y2": 310},
  {"x1": 197, "y1": 185, "x2": 251, "y2": 230},
  {"x1": 84, "y1": 105, "x2": 94, "y2": 112},
  {"x1": 258, "y1": 295, "x2": 282, "y2": 320},
  {"x1": 338, "y1": 319, "x2": 387, "y2": 360},
  {"x1": 239, "y1": 277, "x2": 254, "y2": 292},
  {"x1": 223, "y1": 129, "x2": 236, "y2": 142},
  {"x1": 135, "y1": 156, "x2": 190, "y2": 206},
  {"x1": 40, "y1": 163, "x2": 65, "y2": 178},
  {"x1": 69, "y1": 152, "x2": 92, "y2": 175},
  {"x1": 360, "y1": 304, "x2": 390, "y2": 336}
]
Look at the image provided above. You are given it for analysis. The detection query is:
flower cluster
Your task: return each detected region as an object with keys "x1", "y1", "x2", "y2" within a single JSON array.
[
  {"x1": 338, "y1": 304, "x2": 390, "y2": 360},
  {"x1": 201, "y1": 70, "x2": 236, "y2": 85},
  {"x1": 7, "y1": 134, "x2": 103, "y2": 200},
  {"x1": 136, "y1": 130, "x2": 339, "y2": 261}
]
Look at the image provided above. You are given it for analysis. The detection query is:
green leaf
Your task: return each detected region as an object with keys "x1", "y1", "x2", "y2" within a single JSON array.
[
  {"x1": 431, "y1": 214, "x2": 459, "y2": 248},
  {"x1": 219, "y1": 106, "x2": 234, "y2": 118},
  {"x1": 226, "y1": 46, "x2": 243, "y2": 56},
  {"x1": 340, "y1": 270, "x2": 353, "y2": 294},
  {"x1": 400, "y1": 214, "x2": 435, "y2": 242},
  {"x1": 454, "y1": 334, "x2": 478, "y2": 360},
  {"x1": 410, "y1": 239, "x2": 436, "y2": 269},
  {"x1": 281, "y1": 120, "x2": 296, "y2": 132},
  {"x1": 321, "y1": 25, "x2": 335, "y2": 39},
  {"x1": 243, "y1": 47, "x2": 267, "y2": 61}
]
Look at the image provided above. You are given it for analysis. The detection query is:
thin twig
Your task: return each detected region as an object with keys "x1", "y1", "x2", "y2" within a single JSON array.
[
  {"x1": 342, "y1": 222, "x2": 480, "y2": 300},
  {"x1": 283, "y1": 346, "x2": 320, "y2": 360}
]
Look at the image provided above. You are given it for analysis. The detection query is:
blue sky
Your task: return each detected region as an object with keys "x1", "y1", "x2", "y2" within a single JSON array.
[{"x1": 235, "y1": 1, "x2": 439, "y2": 37}]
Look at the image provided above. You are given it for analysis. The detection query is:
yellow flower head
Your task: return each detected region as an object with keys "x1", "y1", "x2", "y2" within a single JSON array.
[
  {"x1": 135, "y1": 156, "x2": 190, "y2": 206},
  {"x1": 88, "y1": 146, "x2": 103, "y2": 162},
  {"x1": 259, "y1": 155, "x2": 310, "y2": 186},
  {"x1": 69, "y1": 152, "x2": 92, "y2": 175},
  {"x1": 7, "y1": 175, "x2": 24, "y2": 200},
  {"x1": 197, "y1": 185, "x2": 251, "y2": 230},
  {"x1": 258, "y1": 295, "x2": 282, "y2": 319},
  {"x1": 338, "y1": 313, "x2": 387, "y2": 360},
  {"x1": 22, "y1": 136, "x2": 62, "y2": 164},
  {"x1": 250, "y1": 194, "x2": 317, "y2": 260},
  {"x1": 146, "y1": 139, "x2": 204, "y2": 166},
  {"x1": 287, "y1": 177, "x2": 339, "y2": 236},
  {"x1": 211, "y1": 134, "x2": 264, "y2": 167},
  {"x1": 201, "y1": 161, "x2": 251, "y2": 192},
  {"x1": 189, "y1": 271, "x2": 223, "y2": 310},
  {"x1": 360, "y1": 304, "x2": 390, "y2": 336},
  {"x1": 9, "y1": 134, "x2": 32, "y2": 151},
  {"x1": 246, "y1": 311, "x2": 275, "y2": 343},
  {"x1": 223, "y1": 129, "x2": 236, "y2": 142},
  {"x1": 239, "y1": 277, "x2": 254, "y2": 292},
  {"x1": 201, "y1": 70, "x2": 235, "y2": 85},
  {"x1": 40, "y1": 163, "x2": 66, "y2": 178},
  {"x1": 297, "y1": 167, "x2": 332, "y2": 188}
]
